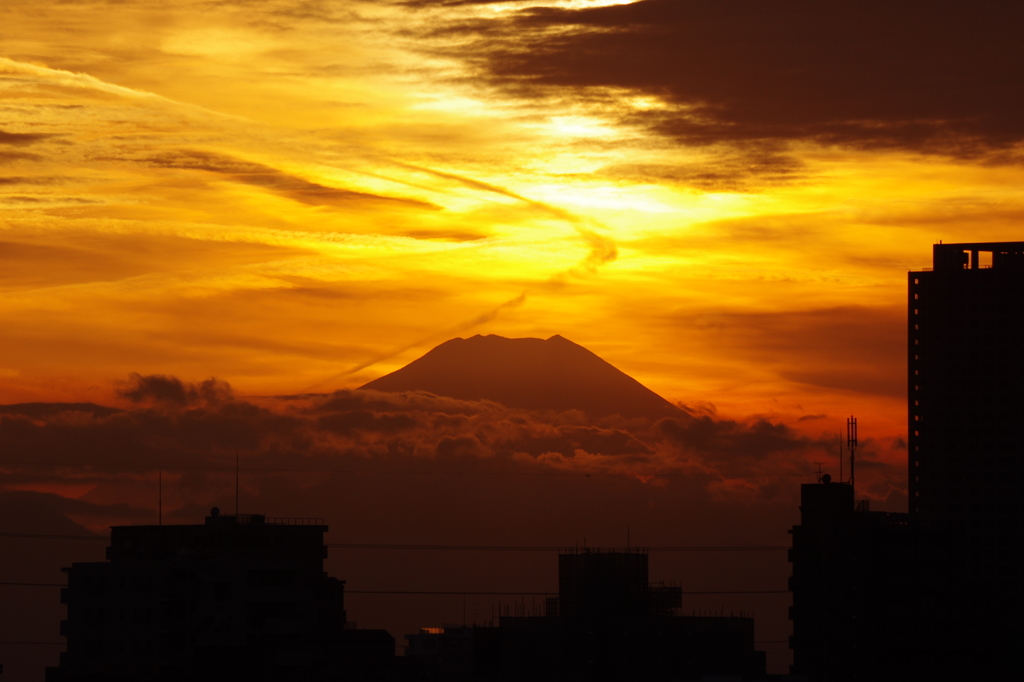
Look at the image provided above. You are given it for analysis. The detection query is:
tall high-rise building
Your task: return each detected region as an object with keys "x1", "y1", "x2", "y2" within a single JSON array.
[
  {"x1": 908, "y1": 242, "x2": 1024, "y2": 587},
  {"x1": 787, "y1": 242, "x2": 1024, "y2": 680}
]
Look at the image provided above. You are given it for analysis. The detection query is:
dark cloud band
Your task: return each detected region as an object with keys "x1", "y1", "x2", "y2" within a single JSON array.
[{"x1": 438, "y1": 0, "x2": 1024, "y2": 157}]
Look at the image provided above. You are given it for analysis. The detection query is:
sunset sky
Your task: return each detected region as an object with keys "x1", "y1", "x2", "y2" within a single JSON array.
[
  {"x1": 7, "y1": 0, "x2": 1024, "y2": 417},
  {"x1": 3, "y1": 1, "x2": 1024, "y2": 674}
]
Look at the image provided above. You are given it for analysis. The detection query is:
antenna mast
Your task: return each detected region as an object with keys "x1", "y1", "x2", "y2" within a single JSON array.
[{"x1": 847, "y1": 416, "x2": 858, "y2": 494}]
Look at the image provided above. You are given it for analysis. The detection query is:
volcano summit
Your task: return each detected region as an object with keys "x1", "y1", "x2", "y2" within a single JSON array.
[{"x1": 361, "y1": 334, "x2": 679, "y2": 418}]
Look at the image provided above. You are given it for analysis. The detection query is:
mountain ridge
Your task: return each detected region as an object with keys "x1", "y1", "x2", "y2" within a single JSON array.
[{"x1": 360, "y1": 334, "x2": 680, "y2": 418}]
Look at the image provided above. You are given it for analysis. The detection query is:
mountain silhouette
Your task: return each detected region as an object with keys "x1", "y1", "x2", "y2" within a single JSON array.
[{"x1": 360, "y1": 334, "x2": 680, "y2": 418}]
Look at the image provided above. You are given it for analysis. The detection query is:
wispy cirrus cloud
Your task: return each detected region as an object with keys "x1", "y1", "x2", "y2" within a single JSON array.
[{"x1": 141, "y1": 150, "x2": 439, "y2": 209}]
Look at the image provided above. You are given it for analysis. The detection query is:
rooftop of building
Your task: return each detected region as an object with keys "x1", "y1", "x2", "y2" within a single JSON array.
[
  {"x1": 101, "y1": 508, "x2": 330, "y2": 563},
  {"x1": 915, "y1": 241, "x2": 1024, "y2": 273}
]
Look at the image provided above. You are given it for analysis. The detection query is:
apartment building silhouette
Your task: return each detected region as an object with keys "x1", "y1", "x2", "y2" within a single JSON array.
[
  {"x1": 908, "y1": 242, "x2": 1024, "y2": 585},
  {"x1": 46, "y1": 509, "x2": 392, "y2": 681}
]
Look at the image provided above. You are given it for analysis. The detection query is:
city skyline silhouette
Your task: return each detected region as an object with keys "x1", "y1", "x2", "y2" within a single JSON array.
[
  {"x1": 4, "y1": 240, "x2": 1024, "y2": 679},
  {"x1": 2, "y1": 334, "x2": 805, "y2": 679},
  {"x1": 5, "y1": 1, "x2": 1024, "y2": 679}
]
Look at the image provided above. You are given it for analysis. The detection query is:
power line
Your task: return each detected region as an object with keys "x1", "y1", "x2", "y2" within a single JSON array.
[
  {"x1": 0, "y1": 639, "x2": 804, "y2": 646},
  {"x1": 0, "y1": 581, "x2": 65, "y2": 587},
  {"x1": 0, "y1": 461, "x2": 586, "y2": 475},
  {"x1": 0, "y1": 460, "x2": 834, "y2": 479},
  {"x1": 0, "y1": 532, "x2": 107, "y2": 541},
  {"x1": 0, "y1": 533, "x2": 788, "y2": 552},
  {"x1": 682, "y1": 591, "x2": 789, "y2": 595},
  {"x1": 329, "y1": 543, "x2": 789, "y2": 552},
  {"x1": 347, "y1": 590, "x2": 790, "y2": 596},
  {"x1": 0, "y1": 582, "x2": 789, "y2": 596},
  {"x1": 349, "y1": 591, "x2": 553, "y2": 596}
]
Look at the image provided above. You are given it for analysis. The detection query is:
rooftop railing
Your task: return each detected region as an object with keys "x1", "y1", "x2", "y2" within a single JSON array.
[
  {"x1": 228, "y1": 514, "x2": 325, "y2": 526},
  {"x1": 264, "y1": 517, "x2": 326, "y2": 526}
]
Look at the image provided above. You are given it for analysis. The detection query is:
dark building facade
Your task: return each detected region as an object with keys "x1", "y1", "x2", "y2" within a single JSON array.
[
  {"x1": 789, "y1": 242, "x2": 1024, "y2": 680},
  {"x1": 47, "y1": 510, "x2": 393, "y2": 682},
  {"x1": 907, "y1": 241, "x2": 1024, "y2": 677},
  {"x1": 788, "y1": 479, "x2": 1012, "y2": 681},
  {"x1": 788, "y1": 480, "x2": 937, "y2": 681},
  {"x1": 908, "y1": 242, "x2": 1024, "y2": 586}
]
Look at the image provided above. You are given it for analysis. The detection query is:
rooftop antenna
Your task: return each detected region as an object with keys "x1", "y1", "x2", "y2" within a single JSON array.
[
  {"x1": 847, "y1": 416, "x2": 858, "y2": 494},
  {"x1": 235, "y1": 449, "x2": 240, "y2": 517},
  {"x1": 813, "y1": 462, "x2": 824, "y2": 483}
]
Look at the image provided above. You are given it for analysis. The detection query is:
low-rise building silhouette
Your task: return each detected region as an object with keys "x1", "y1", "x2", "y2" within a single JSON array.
[
  {"x1": 787, "y1": 475, "x2": 1014, "y2": 681},
  {"x1": 788, "y1": 479, "x2": 935, "y2": 681},
  {"x1": 47, "y1": 508, "x2": 393, "y2": 682},
  {"x1": 404, "y1": 625, "x2": 499, "y2": 682},
  {"x1": 404, "y1": 548, "x2": 766, "y2": 681}
]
